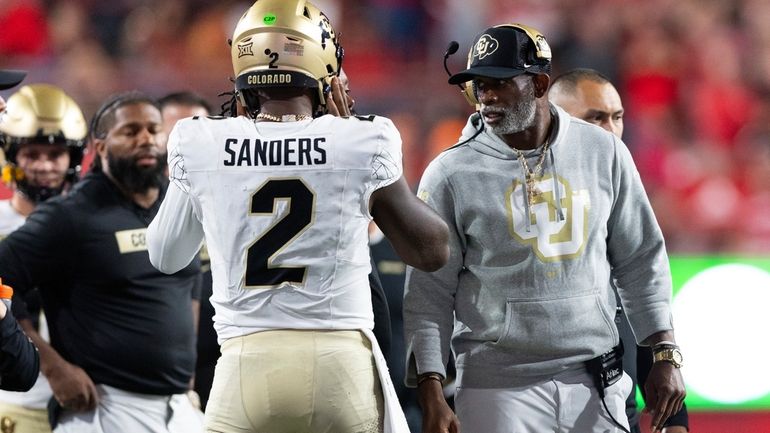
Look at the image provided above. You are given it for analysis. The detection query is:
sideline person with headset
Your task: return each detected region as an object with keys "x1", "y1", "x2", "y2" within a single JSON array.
[
  {"x1": 403, "y1": 23, "x2": 685, "y2": 433},
  {"x1": 550, "y1": 67, "x2": 689, "y2": 433}
]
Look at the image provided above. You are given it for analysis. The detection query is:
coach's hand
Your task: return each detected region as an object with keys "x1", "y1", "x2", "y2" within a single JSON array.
[
  {"x1": 643, "y1": 362, "x2": 686, "y2": 433},
  {"x1": 418, "y1": 378, "x2": 460, "y2": 433},
  {"x1": 48, "y1": 358, "x2": 100, "y2": 412}
]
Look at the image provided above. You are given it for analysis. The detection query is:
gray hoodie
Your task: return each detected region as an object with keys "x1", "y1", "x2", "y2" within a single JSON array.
[{"x1": 403, "y1": 104, "x2": 673, "y2": 388}]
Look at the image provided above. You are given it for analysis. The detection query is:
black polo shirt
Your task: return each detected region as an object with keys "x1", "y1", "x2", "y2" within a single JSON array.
[{"x1": 0, "y1": 171, "x2": 200, "y2": 395}]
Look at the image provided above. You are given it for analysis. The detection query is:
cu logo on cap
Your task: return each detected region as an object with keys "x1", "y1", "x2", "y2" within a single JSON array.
[{"x1": 475, "y1": 34, "x2": 499, "y2": 60}]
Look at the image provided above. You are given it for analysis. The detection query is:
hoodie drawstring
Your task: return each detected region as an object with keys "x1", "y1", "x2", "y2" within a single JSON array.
[
  {"x1": 522, "y1": 178, "x2": 532, "y2": 232},
  {"x1": 550, "y1": 146, "x2": 565, "y2": 222}
]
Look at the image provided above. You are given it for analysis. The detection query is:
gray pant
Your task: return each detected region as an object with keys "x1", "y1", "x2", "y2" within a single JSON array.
[{"x1": 455, "y1": 369, "x2": 632, "y2": 433}]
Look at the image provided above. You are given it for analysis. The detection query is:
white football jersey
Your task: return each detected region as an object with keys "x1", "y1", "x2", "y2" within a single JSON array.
[
  {"x1": 166, "y1": 114, "x2": 402, "y2": 341},
  {"x1": 0, "y1": 200, "x2": 25, "y2": 240}
]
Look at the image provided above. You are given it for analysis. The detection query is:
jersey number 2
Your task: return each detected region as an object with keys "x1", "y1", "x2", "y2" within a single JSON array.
[{"x1": 246, "y1": 179, "x2": 314, "y2": 287}]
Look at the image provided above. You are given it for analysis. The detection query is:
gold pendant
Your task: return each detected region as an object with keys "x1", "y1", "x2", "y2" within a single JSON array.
[{"x1": 526, "y1": 176, "x2": 540, "y2": 206}]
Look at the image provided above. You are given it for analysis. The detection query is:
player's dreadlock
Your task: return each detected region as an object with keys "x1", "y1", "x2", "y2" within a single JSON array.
[
  {"x1": 218, "y1": 72, "x2": 241, "y2": 117},
  {"x1": 218, "y1": 90, "x2": 238, "y2": 117}
]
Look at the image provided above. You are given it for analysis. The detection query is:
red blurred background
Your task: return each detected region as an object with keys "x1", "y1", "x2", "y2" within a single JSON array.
[{"x1": 2, "y1": 0, "x2": 769, "y2": 430}]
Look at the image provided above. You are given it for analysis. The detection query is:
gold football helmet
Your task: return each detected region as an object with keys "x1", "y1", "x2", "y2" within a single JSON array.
[
  {"x1": 0, "y1": 84, "x2": 87, "y2": 200},
  {"x1": 231, "y1": 0, "x2": 343, "y2": 114}
]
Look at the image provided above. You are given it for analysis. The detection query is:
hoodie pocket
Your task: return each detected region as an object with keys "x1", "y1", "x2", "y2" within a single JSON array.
[{"x1": 492, "y1": 292, "x2": 617, "y2": 361}]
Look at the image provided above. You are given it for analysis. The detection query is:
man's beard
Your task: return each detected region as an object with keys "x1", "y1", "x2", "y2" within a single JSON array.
[
  {"x1": 107, "y1": 151, "x2": 167, "y2": 194},
  {"x1": 485, "y1": 81, "x2": 537, "y2": 135}
]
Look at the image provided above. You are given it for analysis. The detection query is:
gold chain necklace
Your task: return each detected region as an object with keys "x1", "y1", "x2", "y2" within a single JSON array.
[
  {"x1": 513, "y1": 140, "x2": 551, "y2": 207},
  {"x1": 255, "y1": 113, "x2": 312, "y2": 122}
]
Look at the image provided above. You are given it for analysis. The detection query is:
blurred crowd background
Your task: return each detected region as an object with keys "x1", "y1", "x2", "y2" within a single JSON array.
[{"x1": 2, "y1": 0, "x2": 770, "y2": 254}]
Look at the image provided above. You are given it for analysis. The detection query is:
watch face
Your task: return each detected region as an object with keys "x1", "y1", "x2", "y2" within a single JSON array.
[
  {"x1": 655, "y1": 348, "x2": 683, "y2": 367},
  {"x1": 672, "y1": 349, "x2": 683, "y2": 365}
]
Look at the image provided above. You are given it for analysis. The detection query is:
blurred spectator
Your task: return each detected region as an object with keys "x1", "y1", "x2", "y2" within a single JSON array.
[
  {"x1": 0, "y1": 0, "x2": 49, "y2": 58},
  {"x1": 2, "y1": 0, "x2": 770, "y2": 254}
]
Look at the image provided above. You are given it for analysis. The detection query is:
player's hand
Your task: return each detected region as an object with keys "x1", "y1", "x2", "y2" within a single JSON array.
[
  {"x1": 47, "y1": 359, "x2": 99, "y2": 412},
  {"x1": 662, "y1": 426, "x2": 688, "y2": 433},
  {"x1": 418, "y1": 380, "x2": 460, "y2": 433},
  {"x1": 643, "y1": 362, "x2": 686, "y2": 432},
  {"x1": 325, "y1": 77, "x2": 352, "y2": 118}
]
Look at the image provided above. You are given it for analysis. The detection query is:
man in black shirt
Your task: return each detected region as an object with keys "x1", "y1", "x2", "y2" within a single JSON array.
[{"x1": 0, "y1": 91, "x2": 203, "y2": 433}]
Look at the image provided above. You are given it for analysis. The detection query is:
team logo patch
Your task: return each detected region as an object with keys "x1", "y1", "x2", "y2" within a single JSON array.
[
  {"x1": 115, "y1": 229, "x2": 148, "y2": 254},
  {"x1": 534, "y1": 34, "x2": 552, "y2": 59},
  {"x1": 263, "y1": 13, "x2": 277, "y2": 25},
  {"x1": 474, "y1": 34, "x2": 499, "y2": 60},
  {"x1": 318, "y1": 13, "x2": 335, "y2": 49},
  {"x1": 506, "y1": 175, "x2": 590, "y2": 261},
  {"x1": 238, "y1": 41, "x2": 254, "y2": 58}
]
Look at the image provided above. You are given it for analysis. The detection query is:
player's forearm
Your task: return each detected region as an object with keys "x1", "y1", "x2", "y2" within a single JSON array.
[{"x1": 371, "y1": 178, "x2": 449, "y2": 272}]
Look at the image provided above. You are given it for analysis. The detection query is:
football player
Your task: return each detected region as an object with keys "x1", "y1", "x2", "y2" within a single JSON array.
[{"x1": 146, "y1": 1, "x2": 449, "y2": 433}]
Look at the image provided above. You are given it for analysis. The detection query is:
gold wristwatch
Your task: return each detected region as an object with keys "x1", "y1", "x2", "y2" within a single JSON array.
[{"x1": 652, "y1": 345, "x2": 684, "y2": 368}]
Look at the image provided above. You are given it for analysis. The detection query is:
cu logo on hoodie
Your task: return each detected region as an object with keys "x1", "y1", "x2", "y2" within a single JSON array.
[
  {"x1": 506, "y1": 175, "x2": 590, "y2": 261},
  {"x1": 474, "y1": 34, "x2": 499, "y2": 60}
]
